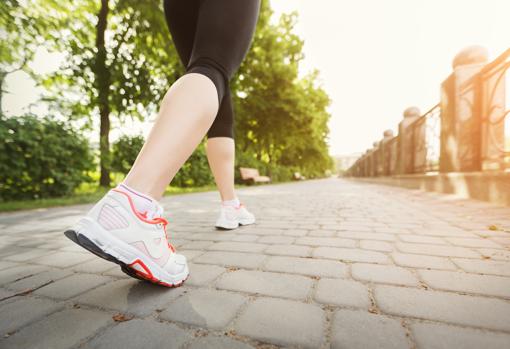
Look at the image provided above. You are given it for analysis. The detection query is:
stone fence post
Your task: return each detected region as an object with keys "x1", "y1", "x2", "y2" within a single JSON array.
[
  {"x1": 440, "y1": 46, "x2": 488, "y2": 172},
  {"x1": 398, "y1": 107, "x2": 421, "y2": 174}
]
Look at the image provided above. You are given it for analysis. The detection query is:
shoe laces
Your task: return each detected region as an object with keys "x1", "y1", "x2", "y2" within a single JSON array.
[{"x1": 112, "y1": 189, "x2": 176, "y2": 252}]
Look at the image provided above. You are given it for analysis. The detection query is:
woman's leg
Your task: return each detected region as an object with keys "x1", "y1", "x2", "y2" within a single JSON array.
[
  {"x1": 123, "y1": 74, "x2": 218, "y2": 200},
  {"x1": 206, "y1": 137, "x2": 236, "y2": 201},
  {"x1": 206, "y1": 89, "x2": 236, "y2": 201},
  {"x1": 125, "y1": 0, "x2": 260, "y2": 200},
  {"x1": 65, "y1": 0, "x2": 260, "y2": 286}
]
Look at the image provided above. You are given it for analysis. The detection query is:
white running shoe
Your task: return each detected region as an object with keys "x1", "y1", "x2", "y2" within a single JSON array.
[
  {"x1": 215, "y1": 203, "x2": 256, "y2": 230},
  {"x1": 64, "y1": 189, "x2": 188, "y2": 287}
]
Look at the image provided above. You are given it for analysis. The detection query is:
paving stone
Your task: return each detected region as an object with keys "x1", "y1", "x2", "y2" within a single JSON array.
[
  {"x1": 189, "y1": 232, "x2": 237, "y2": 242},
  {"x1": 234, "y1": 297, "x2": 324, "y2": 348},
  {"x1": 208, "y1": 242, "x2": 268, "y2": 253},
  {"x1": 3, "y1": 248, "x2": 55, "y2": 262},
  {"x1": 187, "y1": 263, "x2": 226, "y2": 286},
  {"x1": 445, "y1": 237, "x2": 501, "y2": 248},
  {"x1": 180, "y1": 240, "x2": 214, "y2": 250},
  {"x1": 1, "y1": 308, "x2": 111, "y2": 349},
  {"x1": 392, "y1": 252, "x2": 456, "y2": 270},
  {"x1": 34, "y1": 273, "x2": 113, "y2": 300},
  {"x1": 331, "y1": 309, "x2": 410, "y2": 349},
  {"x1": 264, "y1": 244, "x2": 312, "y2": 257},
  {"x1": 3, "y1": 177, "x2": 510, "y2": 347},
  {"x1": 337, "y1": 231, "x2": 396, "y2": 241},
  {"x1": 34, "y1": 251, "x2": 95, "y2": 267},
  {"x1": 0, "y1": 261, "x2": 20, "y2": 271},
  {"x1": 71, "y1": 257, "x2": 118, "y2": 274},
  {"x1": 5, "y1": 268, "x2": 73, "y2": 291},
  {"x1": 0, "y1": 264, "x2": 48, "y2": 286},
  {"x1": 308, "y1": 229, "x2": 336, "y2": 237},
  {"x1": 398, "y1": 234, "x2": 448, "y2": 245},
  {"x1": 360, "y1": 240, "x2": 393, "y2": 252},
  {"x1": 231, "y1": 234, "x2": 259, "y2": 242},
  {"x1": 478, "y1": 248, "x2": 510, "y2": 261},
  {"x1": 374, "y1": 285, "x2": 510, "y2": 331},
  {"x1": 216, "y1": 270, "x2": 313, "y2": 300},
  {"x1": 412, "y1": 226, "x2": 472, "y2": 237},
  {"x1": 410, "y1": 321, "x2": 510, "y2": 349},
  {"x1": 314, "y1": 278, "x2": 370, "y2": 308},
  {"x1": 88, "y1": 318, "x2": 192, "y2": 349},
  {"x1": 75, "y1": 279, "x2": 185, "y2": 316},
  {"x1": 452, "y1": 258, "x2": 510, "y2": 276},
  {"x1": 0, "y1": 246, "x2": 33, "y2": 258},
  {"x1": 239, "y1": 227, "x2": 286, "y2": 236},
  {"x1": 0, "y1": 297, "x2": 62, "y2": 335},
  {"x1": 0, "y1": 287, "x2": 15, "y2": 299},
  {"x1": 396, "y1": 242, "x2": 480, "y2": 258},
  {"x1": 192, "y1": 251, "x2": 266, "y2": 269},
  {"x1": 179, "y1": 249, "x2": 205, "y2": 262},
  {"x1": 282, "y1": 229, "x2": 308, "y2": 237},
  {"x1": 263, "y1": 256, "x2": 347, "y2": 278},
  {"x1": 103, "y1": 266, "x2": 130, "y2": 278},
  {"x1": 188, "y1": 335, "x2": 255, "y2": 349},
  {"x1": 314, "y1": 247, "x2": 389, "y2": 263},
  {"x1": 352, "y1": 263, "x2": 419, "y2": 286},
  {"x1": 295, "y1": 236, "x2": 356, "y2": 248},
  {"x1": 257, "y1": 235, "x2": 295, "y2": 244},
  {"x1": 160, "y1": 289, "x2": 247, "y2": 329},
  {"x1": 418, "y1": 269, "x2": 510, "y2": 298}
]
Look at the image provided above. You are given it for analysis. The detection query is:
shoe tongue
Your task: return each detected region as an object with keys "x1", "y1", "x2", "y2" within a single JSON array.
[{"x1": 145, "y1": 202, "x2": 164, "y2": 220}]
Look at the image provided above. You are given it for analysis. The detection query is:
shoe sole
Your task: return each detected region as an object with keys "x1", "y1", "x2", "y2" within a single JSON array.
[
  {"x1": 215, "y1": 218, "x2": 256, "y2": 230},
  {"x1": 64, "y1": 229, "x2": 188, "y2": 288}
]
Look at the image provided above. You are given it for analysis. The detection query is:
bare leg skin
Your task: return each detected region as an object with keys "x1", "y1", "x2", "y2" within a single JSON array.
[
  {"x1": 206, "y1": 137, "x2": 236, "y2": 201},
  {"x1": 124, "y1": 73, "x2": 219, "y2": 199}
]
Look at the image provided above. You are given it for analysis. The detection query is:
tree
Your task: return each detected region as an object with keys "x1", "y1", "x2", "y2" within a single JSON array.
[
  {"x1": 39, "y1": 0, "x2": 181, "y2": 186},
  {"x1": 0, "y1": 0, "x2": 40, "y2": 117},
  {"x1": 232, "y1": 2, "x2": 333, "y2": 178}
]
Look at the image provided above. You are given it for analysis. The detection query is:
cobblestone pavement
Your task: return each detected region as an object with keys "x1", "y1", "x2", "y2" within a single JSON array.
[{"x1": 1, "y1": 178, "x2": 510, "y2": 349}]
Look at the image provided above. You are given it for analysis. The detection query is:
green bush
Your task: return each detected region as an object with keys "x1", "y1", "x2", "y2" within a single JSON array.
[
  {"x1": 111, "y1": 134, "x2": 145, "y2": 174},
  {"x1": 173, "y1": 142, "x2": 214, "y2": 187},
  {"x1": 0, "y1": 115, "x2": 94, "y2": 200},
  {"x1": 110, "y1": 134, "x2": 214, "y2": 188}
]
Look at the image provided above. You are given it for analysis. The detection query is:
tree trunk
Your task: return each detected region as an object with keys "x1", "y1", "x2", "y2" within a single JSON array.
[
  {"x1": 0, "y1": 72, "x2": 5, "y2": 118},
  {"x1": 95, "y1": 0, "x2": 111, "y2": 187}
]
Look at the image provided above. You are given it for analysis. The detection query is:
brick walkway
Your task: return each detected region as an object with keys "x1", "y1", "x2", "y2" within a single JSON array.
[{"x1": 1, "y1": 178, "x2": 510, "y2": 349}]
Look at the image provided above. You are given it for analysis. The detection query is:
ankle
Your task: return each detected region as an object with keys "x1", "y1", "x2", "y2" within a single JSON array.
[
  {"x1": 222, "y1": 197, "x2": 240, "y2": 208},
  {"x1": 116, "y1": 183, "x2": 161, "y2": 218}
]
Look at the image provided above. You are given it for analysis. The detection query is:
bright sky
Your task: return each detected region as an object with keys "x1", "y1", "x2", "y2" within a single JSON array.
[
  {"x1": 271, "y1": 0, "x2": 510, "y2": 156},
  {"x1": 4, "y1": 0, "x2": 510, "y2": 156}
]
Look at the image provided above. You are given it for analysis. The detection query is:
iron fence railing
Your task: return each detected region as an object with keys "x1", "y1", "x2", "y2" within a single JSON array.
[{"x1": 347, "y1": 47, "x2": 510, "y2": 177}]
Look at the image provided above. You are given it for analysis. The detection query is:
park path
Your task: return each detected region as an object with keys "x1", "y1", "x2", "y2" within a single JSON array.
[{"x1": 0, "y1": 178, "x2": 510, "y2": 349}]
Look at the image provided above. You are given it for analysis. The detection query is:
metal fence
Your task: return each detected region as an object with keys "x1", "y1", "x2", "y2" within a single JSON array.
[{"x1": 347, "y1": 47, "x2": 509, "y2": 177}]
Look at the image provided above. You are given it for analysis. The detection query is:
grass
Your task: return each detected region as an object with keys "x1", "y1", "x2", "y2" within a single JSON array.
[{"x1": 0, "y1": 182, "x2": 221, "y2": 213}]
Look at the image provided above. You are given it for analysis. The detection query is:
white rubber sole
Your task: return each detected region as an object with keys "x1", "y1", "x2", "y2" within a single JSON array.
[
  {"x1": 215, "y1": 217, "x2": 256, "y2": 230},
  {"x1": 70, "y1": 217, "x2": 189, "y2": 286}
]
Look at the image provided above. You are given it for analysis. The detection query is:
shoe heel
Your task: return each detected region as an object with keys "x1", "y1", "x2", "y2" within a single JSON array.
[{"x1": 64, "y1": 229, "x2": 122, "y2": 265}]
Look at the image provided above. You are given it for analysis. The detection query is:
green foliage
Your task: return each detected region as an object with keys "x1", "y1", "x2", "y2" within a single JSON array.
[
  {"x1": 232, "y1": 2, "x2": 333, "y2": 179},
  {"x1": 0, "y1": 115, "x2": 94, "y2": 200},
  {"x1": 172, "y1": 143, "x2": 215, "y2": 188},
  {"x1": 1, "y1": 0, "x2": 333, "y2": 199},
  {"x1": 40, "y1": 0, "x2": 181, "y2": 123},
  {"x1": 0, "y1": 0, "x2": 42, "y2": 116},
  {"x1": 111, "y1": 134, "x2": 144, "y2": 174}
]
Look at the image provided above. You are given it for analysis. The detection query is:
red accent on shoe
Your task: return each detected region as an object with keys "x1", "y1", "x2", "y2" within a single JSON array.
[
  {"x1": 112, "y1": 189, "x2": 175, "y2": 252},
  {"x1": 127, "y1": 258, "x2": 187, "y2": 288}
]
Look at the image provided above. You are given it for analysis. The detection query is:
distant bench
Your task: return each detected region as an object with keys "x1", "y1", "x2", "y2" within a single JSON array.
[
  {"x1": 240, "y1": 167, "x2": 271, "y2": 185},
  {"x1": 293, "y1": 172, "x2": 306, "y2": 180}
]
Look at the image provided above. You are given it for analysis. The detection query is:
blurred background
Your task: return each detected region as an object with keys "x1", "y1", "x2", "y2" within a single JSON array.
[{"x1": 1, "y1": 0, "x2": 509, "y2": 210}]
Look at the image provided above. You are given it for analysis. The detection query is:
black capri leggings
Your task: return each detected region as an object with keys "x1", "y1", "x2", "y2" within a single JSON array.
[{"x1": 163, "y1": 0, "x2": 261, "y2": 139}]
